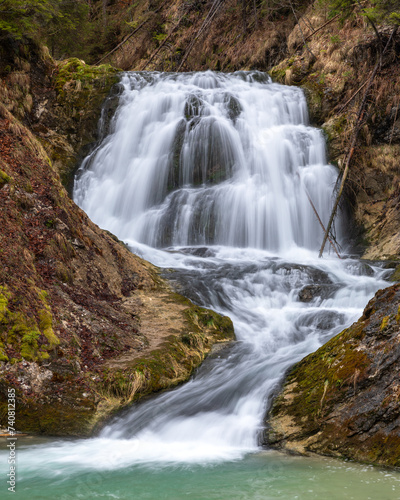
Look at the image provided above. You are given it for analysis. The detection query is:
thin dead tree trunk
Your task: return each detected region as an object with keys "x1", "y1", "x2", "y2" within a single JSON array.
[
  {"x1": 306, "y1": 190, "x2": 342, "y2": 259},
  {"x1": 253, "y1": 0, "x2": 258, "y2": 29},
  {"x1": 96, "y1": 19, "x2": 149, "y2": 65},
  {"x1": 242, "y1": 0, "x2": 247, "y2": 33},
  {"x1": 95, "y1": 1, "x2": 168, "y2": 66},
  {"x1": 304, "y1": 14, "x2": 340, "y2": 42},
  {"x1": 102, "y1": 0, "x2": 108, "y2": 31},
  {"x1": 337, "y1": 77, "x2": 371, "y2": 114}
]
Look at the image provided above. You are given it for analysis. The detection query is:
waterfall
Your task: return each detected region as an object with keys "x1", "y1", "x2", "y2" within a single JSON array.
[
  {"x1": 74, "y1": 71, "x2": 341, "y2": 252},
  {"x1": 10, "y1": 72, "x2": 387, "y2": 475}
]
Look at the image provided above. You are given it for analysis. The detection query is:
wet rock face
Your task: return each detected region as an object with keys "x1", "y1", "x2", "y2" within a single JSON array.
[
  {"x1": 298, "y1": 284, "x2": 320, "y2": 302},
  {"x1": 265, "y1": 283, "x2": 400, "y2": 468}
]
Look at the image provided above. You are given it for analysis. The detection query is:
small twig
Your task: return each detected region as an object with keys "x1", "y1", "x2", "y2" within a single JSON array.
[
  {"x1": 305, "y1": 189, "x2": 341, "y2": 259},
  {"x1": 337, "y1": 77, "x2": 370, "y2": 114},
  {"x1": 389, "y1": 96, "x2": 399, "y2": 146},
  {"x1": 300, "y1": 13, "x2": 314, "y2": 32}
]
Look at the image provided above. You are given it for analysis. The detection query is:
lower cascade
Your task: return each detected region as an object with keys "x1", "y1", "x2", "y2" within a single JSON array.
[{"x1": 4, "y1": 72, "x2": 395, "y2": 495}]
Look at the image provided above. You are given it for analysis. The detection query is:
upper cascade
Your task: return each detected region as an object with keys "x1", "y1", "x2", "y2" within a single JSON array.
[{"x1": 74, "y1": 71, "x2": 340, "y2": 252}]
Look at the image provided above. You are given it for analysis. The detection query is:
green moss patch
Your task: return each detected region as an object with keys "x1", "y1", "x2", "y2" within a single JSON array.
[
  {"x1": 0, "y1": 170, "x2": 11, "y2": 189},
  {"x1": 0, "y1": 286, "x2": 59, "y2": 362},
  {"x1": 272, "y1": 321, "x2": 368, "y2": 423}
]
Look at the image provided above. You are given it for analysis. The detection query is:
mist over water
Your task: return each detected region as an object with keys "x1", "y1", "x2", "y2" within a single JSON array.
[{"x1": 2, "y1": 72, "x2": 397, "y2": 498}]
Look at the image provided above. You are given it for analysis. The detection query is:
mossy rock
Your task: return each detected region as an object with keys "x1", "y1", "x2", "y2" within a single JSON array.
[
  {"x1": 0, "y1": 170, "x2": 11, "y2": 189},
  {"x1": 50, "y1": 58, "x2": 121, "y2": 189},
  {"x1": 55, "y1": 58, "x2": 120, "y2": 94},
  {"x1": 267, "y1": 284, "x2": 400, "y2": 468},
  {"x1": 390, "y1": 264, "x2": 400, "y2": 282}
]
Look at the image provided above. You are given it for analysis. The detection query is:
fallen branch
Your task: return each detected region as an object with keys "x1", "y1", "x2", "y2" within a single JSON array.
[
  {"x1": 288, "y1": 0, "x2": 315, "y2": 60},
  {"x1": 95, "y1": 19, "x2": 149, "y2": 66},
  {"x1": 337, "y1": 77, "x2": 370, "y2": 114},
  {"x1": 304, "y1": 14, "x2": 340, "y2": 42}
]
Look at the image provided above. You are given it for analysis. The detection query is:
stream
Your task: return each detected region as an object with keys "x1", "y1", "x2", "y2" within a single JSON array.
[{"x1": 1, "y1": 71, "x2": 399, "y2": 499}]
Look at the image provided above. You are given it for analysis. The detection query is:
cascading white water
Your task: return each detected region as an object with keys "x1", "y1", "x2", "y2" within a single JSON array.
[
  {"x1": 4, "y1": 72, "x2": 389, "y2": 483},
  {"x1": 74, "y1": 71, "x2": 341, "y2": 251}
]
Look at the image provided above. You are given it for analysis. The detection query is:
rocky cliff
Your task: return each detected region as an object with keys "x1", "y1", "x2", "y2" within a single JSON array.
[{"x1": 0, "y1": 36, "x2": 234, "y2": 436}]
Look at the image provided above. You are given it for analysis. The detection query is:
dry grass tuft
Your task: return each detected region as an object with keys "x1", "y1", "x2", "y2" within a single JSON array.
[
  {"x1": 39, "y1": 45, "x2": 52, "y2": 63},
  {"x1": 23, "y1": 94, "x2": 33, "y2": 113},
  {"x1": 8, "y1": 120, "x2": 24, "y2": 137},
  {"x1": 0, "y1": 103, "x2": 12, "y2": 120},
  {"x1": 8, "y1": 72, "x2": 30, "y2": 88},
  {"x1": 285, "y1": 68, "x2": 293, "y2": 85}
]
